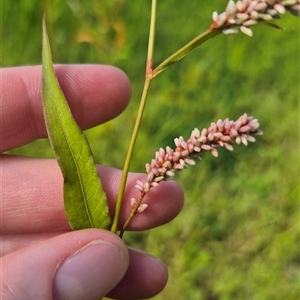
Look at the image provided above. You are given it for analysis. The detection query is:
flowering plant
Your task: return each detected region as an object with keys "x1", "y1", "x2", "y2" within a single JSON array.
[{"x1": 41, "y1": 0, "x2": 299, "y2": 235}]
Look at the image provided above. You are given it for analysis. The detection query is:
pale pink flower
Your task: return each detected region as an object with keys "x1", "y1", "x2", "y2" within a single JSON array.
[
  {"x1": 132, "y1": 114, "x2": 262, "y2": 210},
  {"x1": 212, "y1": 0, "x2": 300, "y2": 37}
]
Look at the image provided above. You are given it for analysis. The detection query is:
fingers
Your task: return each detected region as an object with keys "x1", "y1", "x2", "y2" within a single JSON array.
[
  {"x1": 1, "y1": 229, "x2": 167, "y2": 300},
  {"x1": 107, "y1": 248, "x2": 168, "y2": 299},
  {"x1": 1, "y1": 229, "x2": 128, "y2": 300},
  {"x1": 1, "y1": 65, "x2": 131, "y2": 152},
  {"x1": 1, "y1": 155, "x2": 184, "y2": 235}
]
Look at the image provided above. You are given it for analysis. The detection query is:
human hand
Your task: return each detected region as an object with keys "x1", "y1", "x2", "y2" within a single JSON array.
[{"x1": 1, "y1": 65, "x2": 184, "y2": 300}]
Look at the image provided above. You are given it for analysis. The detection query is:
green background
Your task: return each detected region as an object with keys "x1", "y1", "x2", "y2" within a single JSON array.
[{"x1": 2, "y1": 1, "x2": 299, "y2": 299}]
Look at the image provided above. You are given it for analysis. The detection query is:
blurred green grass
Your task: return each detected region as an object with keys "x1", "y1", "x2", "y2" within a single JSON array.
[{"x1": 2, "y1": 1, "x2": 299, "y2": 299}]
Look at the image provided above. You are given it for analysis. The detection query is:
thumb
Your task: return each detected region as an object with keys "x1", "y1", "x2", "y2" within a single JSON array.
[{"x1": 1, "y1": 229, "x2": 129, "y2": 300}]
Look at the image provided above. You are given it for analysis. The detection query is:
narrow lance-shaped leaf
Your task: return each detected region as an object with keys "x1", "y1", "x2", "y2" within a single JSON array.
[{"x1": 42, "y1": 16, "x2": 110, "y2": 230}]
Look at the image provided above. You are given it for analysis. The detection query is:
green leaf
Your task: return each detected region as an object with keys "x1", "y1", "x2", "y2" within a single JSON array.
[{"x1": 42, "y1": 16, "x2": 110, "y2": 230}]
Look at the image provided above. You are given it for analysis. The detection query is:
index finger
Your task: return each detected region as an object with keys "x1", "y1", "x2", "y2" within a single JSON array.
[{"x1": 1, "y1": 65, "x2": 131, "y2": 152}]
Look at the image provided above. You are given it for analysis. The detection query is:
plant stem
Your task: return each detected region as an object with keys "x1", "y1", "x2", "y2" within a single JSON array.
[
  {"x1": 111, "y1": 0, "x2": 157, "y2": 233},
  {"x1": 146, "y1": 0, "x2": 157, "y2": 75}
]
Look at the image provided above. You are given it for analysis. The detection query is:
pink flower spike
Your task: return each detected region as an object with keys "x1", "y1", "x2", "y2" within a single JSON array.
[
  {"x1": 220, "y1": 135, "x2": 231, "y2": 142},
  {"x1": 217, "y1": 12, "x2": 228, "y2": 27},
  {"x1": 174, "y1": 163, "x2": 185, "y2": 170},
  {"x1": 210, "y1": 123, "x2": 218, "y2": 132},
  {"x1": 240, "y1": 25, "x2": 253, "y2": 37},
  {"x1": 274, "y1": 4, "x2": 286, "y2": 14},
  {"x1": 166, "y1": 146, "x2": 173, "y2": 155},
  {"x1": 235, "y1": 136, "x2": 242, "y2": 144},
  {"x1": 234, "y1": 119, "x2": 242, "y2": 130},
  {"x1": 173, "y1": 151, "x2": 181, "y2": 162},
  {"x1": 258, "y1": 13, "x2": 273, "y2": 21},
  {"x1": 158, "y1": 167, "x2": 167, "y2": 174},
  {"x1": 180, "y1": 139, "x2": 187, "y2": 149},
  {"x1": 150, "y1": 182, "x2": 159, "y2": 187},
  {"x1": 145, "y1": 163, "x2": 151, "y2": 173},
  {"x1": 230, "y1": 127, "x2": 239, "y2": 138},
  {"x1": 131, "y1": 198, "x2": 137, "y2": 207},
  {"x1": 266, "y1": 0, "x2": 276, "y2": 5},
  {"x1": 136, "y1": 180, "x2": 144, "y2": 186},
  {"x1": 212, "y1": 0, "x2": 300, "y2": 37},
  {"x1": 163, "y1": 161, "x2": 172, "y2": 169},
  {"x1": 166, "y1": 170, "x2": 175, "y2": 177},
  {"x1": 236, "y1": 13, "x2": 249, "y2": 23},
  {"x1": 239, "y1": 125, "x2": 251, "y2": 133},
  {"x1": 207, "y1": 133, "x2": 215, "y2": 141},
  {"x1": 242, "y1": 19, "x2": 258, "y2": 27},
  {"x1": 241, "y1": 135, "x2": 248, "y2": 146},
  {"x1": 223, "y1": 27, "x2": 239, "y2": 35},
  {"x1": 224, "y1": 143, "x2": 234, "y2": 151},
  {"x1": 185, "y1": 158, "x2": 196, "y2": 165},
  {"x1": 201, "y1": 128, "x2": 208, "y2": 136},
  {"x1": 217, "y1": 119, "x2": 224, "y2": 131},
  {"x1": 236, "y1": 0, "x2": 246, "y2": 11},
  {"x1": 188, "y1": 142, "x2": 194, "y2": 153},
  {"x1": 192, "y1": 128, "x2": 201, "y2": 138},
  {"x1": 136, "y1": 114, "x2": 262, "y2": 202},
  {"x1": 174, "y1": 138, "x2": 181, "y2": 147},
  {"x1": 246, "y1": 135, "x2": 256, "y2": 143},
  {"x1": 135, "y1": 184, "x2": 144, "y2": 192},
  {"x1": 225, "y1": 0, "x2": 237, "y2": 18},
  {"x1": 179, "y1": 158, "x2": 186, "y2": 166},
  {"x1": 201, "y1": 144, "x2": 212, "y2": 151},
  {"x1": 213, "y1": 132, "x2": 223, "y2": 139},
  {"x1": 181, "y1": 149, "x2": 190, "y2": 157},
  {"x1": 138, "y1": 203, "x2": 148, "y2": 213},
  {"x1": 198, "y1": 136, "x2": 207, "y2": 143},
  {"x1": 255, "y1": 2, "x2": 268, "y2": 12},
  {"x1": 212, "y1": 11, "x2": 219, "y2": 22},
  {"x1": 211, "y1": 148, "x2": 219, "y2": 157},
  {"x1": 159, "y1": 147, "x2": 165, "y2": 157},
  {"x1": 154, "y1": 175, "x2": 165, "y2": 182},
  {"x1": 143, "y1": 182, "x2": 151, "y2": 193},
  {"x1": 147, "y1": 171, "x2": 155, "y2": 182}
]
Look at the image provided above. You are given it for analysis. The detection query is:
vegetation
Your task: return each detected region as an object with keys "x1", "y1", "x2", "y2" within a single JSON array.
[{"x1": 2, "y1": 1, "x2": 299, "y2": 299}]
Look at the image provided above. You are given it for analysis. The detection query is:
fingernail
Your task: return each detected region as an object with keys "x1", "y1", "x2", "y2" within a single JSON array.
[{"x1": 53, "y1": 240, "x2": 128, "y2": 300}]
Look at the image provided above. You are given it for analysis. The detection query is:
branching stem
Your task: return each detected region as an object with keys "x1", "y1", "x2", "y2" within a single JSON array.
[
  {"x1": 111, "y1": 0, "x2": 157, "y2": 233},
  {"x1": 111, "y1": 5, "x2": 222, "y2": 235}
]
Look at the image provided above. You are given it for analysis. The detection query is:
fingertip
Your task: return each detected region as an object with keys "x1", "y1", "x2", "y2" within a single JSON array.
[
  {"x1": 53, "y1": 238, "x2": 129, "y2": 300},
  {"x1": 1, "y1": 65, "x2": 131, "y2": 151},
  {"x1": 1, "y1": 229, "x2": 129, "y2": 300},
  {"x1": 107, "y1": 248, "x2": 169, "y2": 299},
  {"x1": 53, "y1": 64, "x2": 132, "y2": 128}
]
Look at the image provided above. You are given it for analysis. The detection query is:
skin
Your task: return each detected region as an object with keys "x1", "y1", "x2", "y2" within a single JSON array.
[{"x1": 0, "y1": 65, "x2": 184, "y2": 300}]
